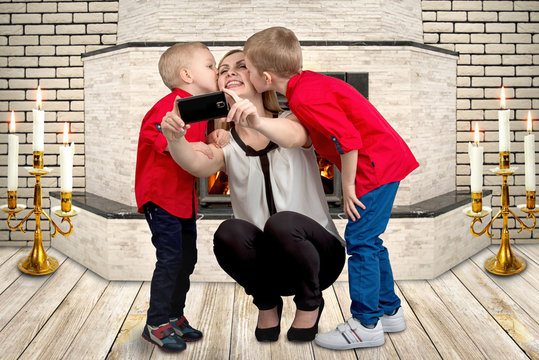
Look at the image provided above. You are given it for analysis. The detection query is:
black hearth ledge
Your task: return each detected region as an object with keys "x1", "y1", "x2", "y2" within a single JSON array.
[
  {"x1": 50, "y1": 189, "x2": 487, "y2": 221},
  {"x1": 82, "y1": 40, "x2": 458, "y2": 59}
]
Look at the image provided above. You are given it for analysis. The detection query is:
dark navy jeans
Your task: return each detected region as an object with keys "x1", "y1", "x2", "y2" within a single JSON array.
[
  {"x1": 345, "y1": 182, "x2": 401, "y2": 326},
  {"x1": 143, "y1": 202, "x2": 197, "y2": 327}
]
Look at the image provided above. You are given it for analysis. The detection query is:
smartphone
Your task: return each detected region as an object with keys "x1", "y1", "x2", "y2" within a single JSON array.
[{"x1": 177, "y1": 91, "x2": 229, "y2": 124}]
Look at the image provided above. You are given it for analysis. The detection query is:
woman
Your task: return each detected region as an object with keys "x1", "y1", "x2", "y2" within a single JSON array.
[{"x1": 161, "y1": 50, "x2": 345, "y2": 342}]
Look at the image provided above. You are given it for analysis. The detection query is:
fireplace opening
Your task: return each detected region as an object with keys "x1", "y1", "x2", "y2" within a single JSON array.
[{"x1": 198, "y1": 72, "x2": 368, "y2": 207}]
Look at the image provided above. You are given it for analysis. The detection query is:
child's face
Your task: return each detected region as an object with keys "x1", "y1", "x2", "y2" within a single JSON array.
[
  {"x1": 218, "y1": 52, "x2": 256, "y2": 101},
  {"x1": 244, "y1": 56, "x2": 268, "y2": 93},
  {"x1": 188, "y1": 48, "x2": 218, "y2": 94}
]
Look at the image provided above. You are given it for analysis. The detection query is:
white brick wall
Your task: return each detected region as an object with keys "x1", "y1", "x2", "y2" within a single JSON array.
[
  {"x1": 0, "y1": 1, "x2": 119, "y2": 244},
  {"x1": 1, "y1": 0, "x2": 537, "y2": 245},
  {"x1": 422, "y1": 0, "x2": 538, "y2": 241}
]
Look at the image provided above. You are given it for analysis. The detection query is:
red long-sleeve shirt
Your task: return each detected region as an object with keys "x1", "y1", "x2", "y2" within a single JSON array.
[
  {"x1": 135, "y1": 88, "x2": 207, "y2": 218},
  {"x1": 286, "y1": 71, "x2": 419, "y2": 197}
]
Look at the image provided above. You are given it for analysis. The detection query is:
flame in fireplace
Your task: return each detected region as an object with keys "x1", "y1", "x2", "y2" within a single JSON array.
[{"x1": 208, "y1": 171, "x2": 230, "y2": 195}]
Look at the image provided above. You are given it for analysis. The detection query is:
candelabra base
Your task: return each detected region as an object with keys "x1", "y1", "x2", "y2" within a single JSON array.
[
  {"x1": 484, "y1": 255, "x2": 526, "y2": 276},
  {"x1": 17, "y1": 255, "x2": 59, "y2": 275}
]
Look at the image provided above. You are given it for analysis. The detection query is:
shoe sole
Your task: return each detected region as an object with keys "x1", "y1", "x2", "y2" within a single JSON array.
[
  {"x1": 381, "y1": 323, "x2": 406, "y2": 333},
  {"x1": 141, "y1": 333, "x2": 186, "y2": 353},
  {"x1": 182, "y1": 336, "x2": 203, "y2": 342},
  {"x1": 314, "y1": 337, "x2": 385, "y2": 350}
]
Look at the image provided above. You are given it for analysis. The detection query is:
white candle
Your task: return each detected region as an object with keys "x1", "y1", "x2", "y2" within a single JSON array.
[
  {"x1": 525, "y1": 111, "x2": 535, "y2": 192},
  {"x1": 32, "y1": 86, "x2": 44, "y2": 152},
  {"x1": 498, "y1": 87, "x2": 511, "y2": 152},
  {"x1": 60, "y1": 123, "x2": 74, "y2": 192},
  {"x1": 8, "y1": 111, "x2": 19, "y2": 191},
  {"x1": 469, "y1": 123, "x2": 484, "y2": 193}
]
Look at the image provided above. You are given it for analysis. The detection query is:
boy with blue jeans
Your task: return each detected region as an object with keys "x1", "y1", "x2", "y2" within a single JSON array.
[
  {"x1": 135, "y1": 42, "x2": 220, "y2": 352},
  {"x1": 233, "y1": 27, "x2": 419, "y2": 349}
]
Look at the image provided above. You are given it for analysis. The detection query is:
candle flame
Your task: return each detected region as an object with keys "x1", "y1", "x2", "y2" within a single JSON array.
[
  {"x1": 500, "y1": 86, "x2": 506, "y2": 109},
  {"x1": 63, "y1": 122, "x2": 69, "y2": 144},
  {"x1": 528, "y1": 111, "x2": 533, "y2": 133},
  {"x1": 9, "y1": 111, "x2": 15, "y2": 133},
  {"x1": 36, "y1": 86, "x2": 42, "y2": 110},
  {"x1": 474, "y1": 123, "x2": 480, "y2": 145}
]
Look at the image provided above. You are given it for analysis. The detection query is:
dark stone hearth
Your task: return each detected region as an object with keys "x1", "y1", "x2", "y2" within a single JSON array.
[{"x1": 51, "y1": 190, "x2": 488, "y2": 220}]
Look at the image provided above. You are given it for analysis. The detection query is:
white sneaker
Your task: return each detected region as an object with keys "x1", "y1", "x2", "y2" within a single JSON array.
[
  {"x1": 314, "y1": 318, "x2": 385, "y2": 350},
  {"x1": 381, "y1": 307, "x2": 406, "y2": 332}
]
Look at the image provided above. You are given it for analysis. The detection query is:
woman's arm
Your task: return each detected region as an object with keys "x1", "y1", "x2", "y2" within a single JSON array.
[
  {"x1": 223, "y1": 89, "x2": 310, "y2": 148},
  {"x1": 161, "y1": 97, "x2": 226, "y2": 177}
]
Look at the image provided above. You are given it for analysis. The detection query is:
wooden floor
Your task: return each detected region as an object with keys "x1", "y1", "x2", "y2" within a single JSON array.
[{"x1": 0, "y1": 245, "x2": 537, "y2": 360}]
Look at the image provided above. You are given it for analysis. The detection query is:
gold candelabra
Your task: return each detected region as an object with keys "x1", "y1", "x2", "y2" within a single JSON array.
[
  {"x1": 465, "y1": 153, "x2": 536, "y2": 276},
  {"x1": 2, "y1": 152, "x2": 77, "y2": 275}
]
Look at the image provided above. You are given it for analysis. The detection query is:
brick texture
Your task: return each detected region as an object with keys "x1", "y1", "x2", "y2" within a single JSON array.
[
  {"x1": 422, "y1": 0, "x2": 538, "y2": 239},
  {"x1": 0, "y1": 1, "x2": 118, "y2": 244},
  {"x1": 0, "y1": 0, "x2": 537, "y2": 244}
]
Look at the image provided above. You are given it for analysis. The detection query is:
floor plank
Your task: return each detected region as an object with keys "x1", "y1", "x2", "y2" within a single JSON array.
[
  {"x1": 19, "y1": 270, "x2": 109, "y2": 360},
  {"x1": 61, "y1": 280, "x2": 142, "y2": 360},
  {"x1": 229, "y1": 283, "x2": 272, "y2": 360},
  {"x1": 333, "y1": 281, "x2": 400, "y2": 359},
  {"x1": 451, "y1": 255, "x2": 539, "y2": 359},
  {"x1": 515, "y1": 243, "x2": 539, "y2": 265},
  {"x1": 428, "y1": 270, "x2": 528, "y2": 359},
  {"x1": 107, "y1": 282, "x2": 154, "y2": 360},
  {"x1": 152, "y1": 282, "x2": 235, "y2": 360},
  {"x1": 391, "y1": 284, "x2": 441, "y2": 360},
  {"x1": 398, "y1": 280, "x2": 486, "y2": 360},
  {"x1": 471, "y1": 246, "x2": 539, "y2": 322},
  {"x1": 0, "y1": 255, "x2": 86, "y2": 360},
  {"x1": 512, "y1": 245, "x2": 539, "y2": 291},
  {"x1": 0, "y1": 246, "x2": 20, "y2": 265},
  {"x1": 0, "y1": 247, "x2": 42, "y2": 295}
]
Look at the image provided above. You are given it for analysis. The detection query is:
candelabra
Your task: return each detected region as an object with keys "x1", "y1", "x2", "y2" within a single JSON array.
[
  {"x1": 2, "y1": 152, "x2": 77, "y2": 275},
  {"x1": 465, "y1": 154, "x2": 536, "y2": 276}
]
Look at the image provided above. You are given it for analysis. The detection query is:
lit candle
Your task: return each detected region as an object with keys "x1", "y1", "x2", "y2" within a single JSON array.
[
  {"x1": 498, "y1": 86, "x2": 510, "y2": 153},
  {"x1": 469, "y1": 123, "x2": 484, "y2": 193},
  {"x1": 8, "y1": 111, "x2": 19, "y2": 191},
  {"x1": 59, "y1": 123, "x2": 74, "y2": 192},
  {"x1": 32, "y1": 86, "x2": 45, "y2": 152},
  {"x1": 524, "y1": 111, "x2": 535, "y2": 192}
]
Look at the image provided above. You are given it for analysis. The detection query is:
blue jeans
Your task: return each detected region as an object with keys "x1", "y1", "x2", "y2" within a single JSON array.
[
  {"x1": 345, "y1": 182, "x2": 401, "y2": 326},
  {"x1": 144, "y1": 202, "x2": 197, "y2": 326}
]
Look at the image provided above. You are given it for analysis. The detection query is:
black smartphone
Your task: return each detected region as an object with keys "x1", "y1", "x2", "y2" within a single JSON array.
[{"x1": 177, "y1": 91, "x2": 229, "y2": 124}]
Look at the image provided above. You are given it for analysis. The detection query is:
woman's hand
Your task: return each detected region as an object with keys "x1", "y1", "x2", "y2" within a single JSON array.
[
  {"x1": 223, "y1": 89, "x2": 261, "y2": 129},
  {"x1": 206, "y1": 128, "x2": 230, "y2": 148},
  {"x1": 161, "y1": 96, "x2": 190, "y2": 143},
  {"x1": 342, "y1": 183, "x2": 365, "y2": 222}
]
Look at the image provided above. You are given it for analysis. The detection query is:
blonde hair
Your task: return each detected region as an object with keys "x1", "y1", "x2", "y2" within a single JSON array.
[
  {"x1": 244, "y1": 27, "x2": 302, "y2": 78},
  {"x1": 219, "y1": 49, "x2": 282, "y2": 114},
  {"x1": 158, "y1": 42, "x2": 209, "y2": 90}
]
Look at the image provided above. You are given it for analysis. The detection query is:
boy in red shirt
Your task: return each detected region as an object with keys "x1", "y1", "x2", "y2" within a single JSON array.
[
  {"x1": 230, "y1": 27, "x2": 418, "y2": 349},
  {"x1": 135, "y1": 42, "x2": 220, "y2": 353}
]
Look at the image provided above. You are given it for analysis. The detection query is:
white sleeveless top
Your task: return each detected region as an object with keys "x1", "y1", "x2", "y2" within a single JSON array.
[{"x1": 221, "y1": 113, "x2": 344, "y2": 245}]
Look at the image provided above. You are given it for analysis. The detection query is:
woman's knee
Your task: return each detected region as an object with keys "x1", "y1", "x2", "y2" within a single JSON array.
[{"x1": 264, "y1": 211, "x2": 298, "y2": 242}]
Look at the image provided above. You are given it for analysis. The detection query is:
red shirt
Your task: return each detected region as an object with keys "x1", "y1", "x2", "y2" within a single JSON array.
[
  {"x1": 135, "y1": 88, "x2": 207, "y2": 218},
  {"x1": 286, "y1": 71, "x2": 419, "y2": 197}
]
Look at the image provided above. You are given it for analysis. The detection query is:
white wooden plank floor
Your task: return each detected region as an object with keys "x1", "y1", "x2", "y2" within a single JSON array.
[{"x1": 0, "y1": 244, "x2": 537, "y2": 360}]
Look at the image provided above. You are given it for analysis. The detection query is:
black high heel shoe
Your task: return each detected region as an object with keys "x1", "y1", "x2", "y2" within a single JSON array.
[
  {"x1": 255, "y1": 298, "x2": 283, "y2": 342},
  {"x1": 287, "y1": 298, "x2": 325, "y2": 342}
]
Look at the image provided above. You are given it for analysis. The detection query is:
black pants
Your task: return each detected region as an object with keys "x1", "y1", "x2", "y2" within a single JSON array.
[
  {"x1": 213, "y1": 211, "x2": 345, "y2": 311},
  {"x1": 144, "y1": 202, "x2": 197, "y2": 326}
]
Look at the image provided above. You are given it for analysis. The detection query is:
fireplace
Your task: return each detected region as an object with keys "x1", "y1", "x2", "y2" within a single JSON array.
[{"x1": 197, "y1": 72, "x2": 368, "y2": 207}]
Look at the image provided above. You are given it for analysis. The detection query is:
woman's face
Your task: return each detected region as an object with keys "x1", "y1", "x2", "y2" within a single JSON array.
[{"x1": 218, "y1": 52, "x2": 256, "y2": 100}]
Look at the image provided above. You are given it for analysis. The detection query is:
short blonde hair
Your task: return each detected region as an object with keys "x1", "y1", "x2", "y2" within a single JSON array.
[
  {"x1": 158, "y1": 42, "x2": 209, "y2": 90},
  {"x1": 244, "y1": 27, "x2": 302, "y2": 78}
]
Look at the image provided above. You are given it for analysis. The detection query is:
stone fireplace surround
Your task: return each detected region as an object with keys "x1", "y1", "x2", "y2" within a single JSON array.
[{"x1": 51, "y1": 0, "x2": 492, "y2": 281}]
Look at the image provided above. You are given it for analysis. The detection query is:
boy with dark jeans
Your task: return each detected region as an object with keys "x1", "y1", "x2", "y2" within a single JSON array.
[{"x1": 135, "y1": 42, "x2": 220, "y2": 352}]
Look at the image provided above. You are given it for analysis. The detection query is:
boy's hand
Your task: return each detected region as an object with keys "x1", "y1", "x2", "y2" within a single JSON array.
[
  {"x1": 223, "y1": 89, "x2": 261, "y2": 129},
  {"x1": 162, "y1": 96, "x2": 190, "y2": 142},
  {"x1": 206, "y1": 128, "x2": 230, "y2": 148},
  {"x1": 192, "y1": 141, "x2": 214, "y2": 159},
  {"x1": 343, "y1": 183, "x2": 366, "y2": 222}
]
